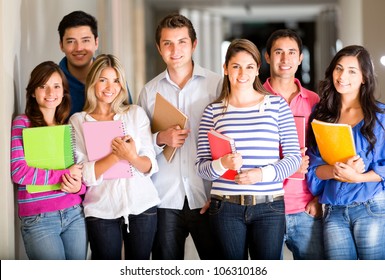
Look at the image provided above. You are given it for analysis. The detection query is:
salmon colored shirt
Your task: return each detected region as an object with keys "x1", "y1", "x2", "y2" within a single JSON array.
[{"x1": 264, "y1": 78, "x2": 320, "y2": 214}]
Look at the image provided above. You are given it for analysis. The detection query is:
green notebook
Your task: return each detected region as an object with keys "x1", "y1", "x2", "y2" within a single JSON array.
[{"x1": 23, "y1": 125, "x2": 75, "y2": 193}]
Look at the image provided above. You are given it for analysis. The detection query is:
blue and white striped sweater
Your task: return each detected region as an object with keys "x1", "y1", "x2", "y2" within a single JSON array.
[{"x1": 196, "y1": 95, "x2": 301, "y2": 196}]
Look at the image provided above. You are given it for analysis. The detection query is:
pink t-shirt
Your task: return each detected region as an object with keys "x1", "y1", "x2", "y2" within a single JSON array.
[{"x1": 264, "y1": 78, "x2": 320, "y2": 214}]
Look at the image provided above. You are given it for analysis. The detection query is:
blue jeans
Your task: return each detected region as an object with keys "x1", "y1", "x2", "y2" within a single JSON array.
[
  {"x1": 20, "y1": 204, "x2": 87, "y2": 260},
  {"x1": 209, "y1": 199, "x2": 285, "y2": 260},
  {"x1": 324, "y1": 191, "x2": 385, "y2": 260},
  {"x1": 86, "y1": 206, "x2": 157, "y2": 260},
  {"x1": 285, "y1": 211, "x2": 325, "y2": 260},
  {"x1": 152, "y1": 198, "x2": 219, "y2": 260}
]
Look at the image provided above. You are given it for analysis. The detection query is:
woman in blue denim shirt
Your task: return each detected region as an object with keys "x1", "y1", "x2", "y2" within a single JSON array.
[{"x1": 307, "y1": 45, "x2": 385, "y2": 260}]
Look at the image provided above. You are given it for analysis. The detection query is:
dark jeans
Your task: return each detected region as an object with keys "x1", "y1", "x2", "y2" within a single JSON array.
[
  {"x1": 209, "y1": 198, "x2": 285, "y2": 260},
  {"x1": 86, "y1": 206, "x2": 157, "y2": 260},
  {"x1": 152, "y1": 198, "x2": 219, "y2": 260}
]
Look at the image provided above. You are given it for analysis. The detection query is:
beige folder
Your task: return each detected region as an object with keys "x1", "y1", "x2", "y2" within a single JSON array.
[{"x1": 151, "y1": 92, "x2": 188, "y2": 162}]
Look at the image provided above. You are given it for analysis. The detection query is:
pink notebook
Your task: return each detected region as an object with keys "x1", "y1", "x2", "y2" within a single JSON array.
[
  {"x1": 289, "y1": 116, "x2": 306, "y2": 180},
  {"x1": 82, "y1": 120, "x2": 133, "y2": 179}
]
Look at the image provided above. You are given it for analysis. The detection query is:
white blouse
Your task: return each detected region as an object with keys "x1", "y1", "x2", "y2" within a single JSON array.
[{"x1": 69, "y1": 105, "x2": 160, "y2": 227}]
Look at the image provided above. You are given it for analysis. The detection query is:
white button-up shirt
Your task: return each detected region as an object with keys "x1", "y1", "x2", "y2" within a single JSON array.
[{"x1": 138, "y1": 63, "x2": 222, "y2": 210}]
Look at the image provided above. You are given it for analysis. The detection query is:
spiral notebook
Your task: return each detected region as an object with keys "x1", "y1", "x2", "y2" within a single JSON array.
[
  {"x1": 82, "y1": 120, "x2": 133, "y2": 179},
  {"x1": 23, "y1": 124, "x2": 76, "y2": 193}
]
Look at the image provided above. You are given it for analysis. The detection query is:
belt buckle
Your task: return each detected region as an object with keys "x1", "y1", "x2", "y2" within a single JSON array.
[{"x1": 240, "y1": 195, "x2": 256, "y2": 206}]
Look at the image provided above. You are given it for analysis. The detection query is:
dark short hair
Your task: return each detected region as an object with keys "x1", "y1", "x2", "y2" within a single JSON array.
[
  {"x1": 155, "y1": 13, "x2": 197, "y2": 46},
  {"x1": 58, "y1": 10, "x2": 98, "y2": 42},
  {"x1": 265, "y1": 29, "x2": 303, "y2": 56}
]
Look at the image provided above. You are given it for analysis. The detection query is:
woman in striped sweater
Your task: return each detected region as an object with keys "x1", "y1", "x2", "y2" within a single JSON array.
[
  {"x1": 196, "y1": 39, "x2": 301, "y2": 259},
  {"x1": 10, "y1": 61, "x2": 87, "y2": 259}
]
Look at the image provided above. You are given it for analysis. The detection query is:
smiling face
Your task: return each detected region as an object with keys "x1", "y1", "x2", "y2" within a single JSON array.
[
  {"x1": 60, "y1": 25, "x2": 99, "y2": 70},
  {"x1": 94, "y1": 67, "x2": 122, "y2": 105},
  {"x1": 224, "y1": 50, "x2": 259, "y2": 91},
  {"x1": 157, "y1": 27, "x2": 197, "y2": 71},
  {"x1": 34, "y1": 71, "x2": 64, "y2": 112},
  {"x1": 333, "y1": 55, "x2": 364, "y2": 97},
  {"x1": 265, "y1": 36, "x2": 303, "y2": 80}
]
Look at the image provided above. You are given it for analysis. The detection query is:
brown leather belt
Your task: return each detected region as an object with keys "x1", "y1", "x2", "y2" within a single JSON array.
[{"x1": 211, "y1": 194, "x2": 284, "y2": 206}]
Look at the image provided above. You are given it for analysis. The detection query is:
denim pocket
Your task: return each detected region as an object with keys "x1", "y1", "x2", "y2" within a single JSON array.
[
  {"x1": 303, "y1": 211, "x2": 323, "y2": 220},
  {"x1": 209, "y1": 199, "x2": 223, "y2": 216},
  {"x1": 20, "y1": 214, "x2": 41, "y2": 227},
  {"x1": 366, "y1": 193, "x2": 385, "y2": 217},
  {"x1": 268, "y1": 199, "x2": 285, "y2": 214}
]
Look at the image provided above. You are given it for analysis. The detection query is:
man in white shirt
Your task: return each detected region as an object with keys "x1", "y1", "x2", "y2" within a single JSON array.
[{"x1": 138, "y1": 13, "x2": 222, "y2": 259}]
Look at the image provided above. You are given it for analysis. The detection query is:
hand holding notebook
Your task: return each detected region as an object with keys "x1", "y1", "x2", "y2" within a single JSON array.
[
  {"x1": 311, "y1": 119, "x2": 356, "y2": 165},
  {"x1": 207, "y1": 129, "x2": 239, "y2": 180},
  {"x1": 82, "y1": 120, "x2": 133, "y2": 179},
  {"x1": 23, "y1": 124, "x2": 76, "y2": 193},
  {"x1": 151, "y1": 93, "x2": 188, "y2": 162}
]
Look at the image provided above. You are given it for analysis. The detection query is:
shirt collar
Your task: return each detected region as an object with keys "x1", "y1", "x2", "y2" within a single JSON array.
[
  {"x1": 265, "y1": 77, "x2": 309, "y2": 99},
  {"x1": 160, "y1": 61, "x2": 206, "y2": 85}
]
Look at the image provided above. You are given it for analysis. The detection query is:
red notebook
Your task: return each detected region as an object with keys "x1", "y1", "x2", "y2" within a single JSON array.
[
  {"x1": 207, "y1": 129, "x2": 238, "y2": 180},
  {"x1": 289, "y1": 116, "x2": 306, "y2": 180},
  {"x1": 82, "y1": 120, "x2": 133, "y2": 179}
]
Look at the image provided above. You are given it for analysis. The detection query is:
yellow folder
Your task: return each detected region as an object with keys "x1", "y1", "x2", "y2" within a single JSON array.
[{"x1": 311, "y1": 119, "x2": 356, "y2": 165}]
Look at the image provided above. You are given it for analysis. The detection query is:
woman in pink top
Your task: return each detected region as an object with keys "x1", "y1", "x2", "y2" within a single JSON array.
[{"x1": 10, "y1": 61, "x2": 87, "y2": 259}]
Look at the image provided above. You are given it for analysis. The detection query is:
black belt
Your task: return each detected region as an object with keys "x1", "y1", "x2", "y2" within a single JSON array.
[{"x1": 211, "y1": 194, "x2": 284, "y2": 206}]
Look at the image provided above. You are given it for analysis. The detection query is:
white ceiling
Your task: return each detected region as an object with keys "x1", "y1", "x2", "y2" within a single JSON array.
[{"x1": 145, "y1": 0, "x2": 338, "y2": 22}]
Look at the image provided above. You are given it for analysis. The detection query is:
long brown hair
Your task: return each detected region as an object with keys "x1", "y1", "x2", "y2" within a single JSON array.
[
  {"x1": 25, "y1": 61, "x2": 70, "y2": 127},
  {"x1": 215, "y1": 39, "x2": 270, "y2": 110},
  {"x1": 308, "y1": 45, "x2": 384, "y2": 154}
]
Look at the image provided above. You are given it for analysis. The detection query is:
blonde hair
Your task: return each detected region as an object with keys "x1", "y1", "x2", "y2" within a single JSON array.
[{"x1": 84, "y1": 54, "x2": 130, "y2": 114}]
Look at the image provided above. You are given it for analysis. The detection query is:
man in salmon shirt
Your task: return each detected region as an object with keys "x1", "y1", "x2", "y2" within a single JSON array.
[{"x1": 263, "y1": 29, "x2": 324, "y2": 259}]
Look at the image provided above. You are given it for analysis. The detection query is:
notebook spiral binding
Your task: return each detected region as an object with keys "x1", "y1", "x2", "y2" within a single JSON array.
[
  {"x1": 69, "y1": 124, "x2": 77, "y2": 164},
  {"x1": 120, "y1": 120, "x2": 127, "y2": 137},
  {"x1": 118, "y1": 120, "x2": 134, "y2": 176}
]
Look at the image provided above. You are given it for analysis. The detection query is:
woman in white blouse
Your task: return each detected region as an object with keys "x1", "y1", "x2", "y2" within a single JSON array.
[{"x1": 69, "y1": 54, "x2": 160, "y2": 260}]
